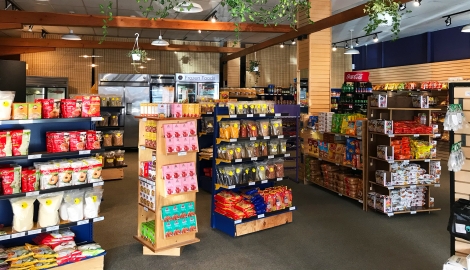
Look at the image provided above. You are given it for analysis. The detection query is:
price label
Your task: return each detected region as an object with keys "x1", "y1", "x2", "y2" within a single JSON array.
[
  {"x1": 141, "y1": 118, "x2": 147, "y2": 122},
  {"x1": 410, "y1": 211, "x2": 417, "y2": 215},
  {"x1": 263, "y1": 136, "x2": 270, "y2": 139},
  {"x1": 434, "y1": 184, "x2": 441, "y2": 187},
  {"x1": 229, "y1": 139, "x2": 237, "y2": 142},
  {"x1": 144, "y1": 207, "x2": 149, "y2": 212},
  {"x1": 275, "y1": 113, "x2": 281, "y2": 116},
  {"x1": 0, "y1": 235, "x2": 11, "y2": 241},
  {"x1": 388, "y1": 134, "x2": 395, "y2": 138},
  {"x1": 93, "y1": 217, "x2": 104, "y2": 222},
  {"x1": 234, "y1": 219, "x2": 242, "y2": 224},
  {"x1": 387, "y1": 213, "x2": 394, "y2": 217},
  {"x1": 433, "y1": 134, "x2": 441, "y2": 138},
  {"x1": 289, "y1": 206, "x2": 296, "y2": 211},
  {"x1": 248, "y1": 182, "x2": 255, "y2": 186},
  {"x1": 26, "y1": 191, "x2": 40, "y2": 196},
  {"x1": 259, "y1": 114, "x2": 266, "y2": 117},
  {"x1": 28, "y1": 229, "x2": 41, "y2": 236},
  {"x1": 206, "y1": 112, "x2": 213, "y2": 115},
  {"x1": 235, "y1": 159, "x2": 242, "y2": 162},
  {"x1": 387, "y1": 160, "x2": 394, "y2": 164},
  {"x1": 278, "y1": 135, "x2": 284, "y2": 139},
  {"x1": 403, "y1": 160, "x2": 410, "y2": 163},
  {"x1": 410, "y1": 185, "x2": 417, "y2": 189},
  {"x1": 318, "y1": 158, "x2": 323, "y2": 161},
  {"x1": 358, "y1": 200, "x2": 363, "y2": 204},
  {"x1": 277, "y1": 178, "x2": 283, "y2": 181},
  {"x1": 140, "y1": 146, "x2": 146, "y2": 150},
  {"x1": 77, "y1": 220, "x2": 90, "y2": 225},
  {"x1": 251, "y1": 157, "x2": 258, "y2": 161},
  {"x1": 352, "y1": 167, "x2": 357, "y2": 170},
  {"x1": 229, "y1": 115, "x2": 237, "y2": 118},
  {"x1": 357, "y1": 136, "x2": 362, "y2": 140},
  {"x1": 79, "y1": 150, "x2": 91, "y2": 155},
  {"x1": 91, "y1": 117, "x2": 103, "y2": 121},
  {"x1": 19, "y1": 120, "x2": 33, "y2": 124},
  {"x1": 228, "y1": 185, "x2": 236, "y2": 189},
  {"x1": 388, "y1": 186, "x2": 395, "y2": 190},
  {"x1": 93, "y1": 181, "x2": 104, "y2": 187},
  {"x1": 250, "y1": 137, "x2": 256, "y2": 141},
  {"x1": 413, "y1": 134, "x2": 419, "y2": 137},
  {"x1": 28, "y1": 154, "x2": 42, "y2": 160},
  {"x1": 261, "y1": 180, "x2": 268, "y2": 184},
  {"x1": 257, "y1": 214, "x2": 265, "y2": 219},
  {"x1": 46, "y1": 226, "x2": 59, "y2": 232},
  {"x1": 345, "y1": 135, "x2": 350, "y2": 138},
  {"x1": 268, "y1": 155, "x2": 275, "y2": 159},
  {"x1": 178, "y1": 152, "x2": 187, "y2": 156},
  {"x1": 335, "y1": 163, "x2": 340, "y2": 166},
  {"x1": 11, "y1": 232, "x2": 25, "y2": 239},
  {"x1": 285, "y1": 153, "x2": 290, "y2": 157},
  {"x1": 424, "y1": 159, "x2": 431, "y2": 162},
  {"x1": 338, "y1": 193, "x2": 343, "y2": 197},
  {"x1": 247, "y1": 114, "x2": 254, "y2": 117}
]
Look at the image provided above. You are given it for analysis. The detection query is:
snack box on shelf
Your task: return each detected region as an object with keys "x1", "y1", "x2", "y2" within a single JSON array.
[
  {"x1": 370, "y1": 94, "x2": 387, "y2": 108},
  {"x1": 412, "y1": 96, "x2": 429, "y2": 108},
  {"x1": 368, "y1": 120, "x2": 393, "y2": 134},
  {"x1": 377, "y1": 145, "x2": 394, "y2": 161}
]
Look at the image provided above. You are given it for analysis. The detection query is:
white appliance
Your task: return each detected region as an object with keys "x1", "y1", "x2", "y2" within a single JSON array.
[{"x1": 175, "y1": 73, "x2": 219, "y2": 102}]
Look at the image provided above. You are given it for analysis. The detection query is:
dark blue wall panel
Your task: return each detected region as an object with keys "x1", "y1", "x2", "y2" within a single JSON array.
[
  {"x1": 383, "y1": 33, "x2": 428, "y2": 67},
  {"x1": 432, "y1": 26, "x2": 470, "y2": 62}
]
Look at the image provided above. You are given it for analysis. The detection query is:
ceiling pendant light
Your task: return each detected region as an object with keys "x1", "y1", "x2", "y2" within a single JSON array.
[
  {"x1": 414, "y1": 0, "x2": 421, "y2": 7},
  {"x1": 462, "y1": 23, "x2": 470, "y2": 33},
  {"x1": 173, "y1": 1, "x2": 203, "y2": 13},
  {"x1": 151, "y1": 30, "x2": 170, "y2": 46},
  {"x1": 398, "y1": 3, "x2": 406, "y2": 11},
  {"x1": 344, "y1": 30, "x2": 359, "y2": 55},
  {"x1": 61, "y1": 30, "x2": 81, "y2": 40}
]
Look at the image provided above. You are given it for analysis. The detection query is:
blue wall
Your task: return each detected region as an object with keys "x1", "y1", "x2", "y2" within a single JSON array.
[{"x1": 353, "y1": 25, "x2": 470, "y2": 70}]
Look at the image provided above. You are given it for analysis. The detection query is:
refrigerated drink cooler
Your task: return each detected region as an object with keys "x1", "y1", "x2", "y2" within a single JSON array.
[
  {"x1": 175, "y1": 73, "x2": 219, "y2": 102},
  {"x1": 149, "y1": 74, "x2": 175, "y2": 103},
  {"x1": 98, "y1": 73, "x2": 149, "y2": 149},
  {"x1": 26, "y1": 76, "x2": 68, "y2": 102}
]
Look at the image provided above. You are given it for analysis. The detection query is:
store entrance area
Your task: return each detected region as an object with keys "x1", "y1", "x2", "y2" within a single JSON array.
[{"x1": 95, "y1": 152, "x2": 450, "y2": 269}]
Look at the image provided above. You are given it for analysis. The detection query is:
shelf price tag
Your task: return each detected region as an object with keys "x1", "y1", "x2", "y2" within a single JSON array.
[
  {"x1": 388, "y1": 134, "x2": 395, "y2": 138},
  {"x1": 28, "y1": 154, "x2": 42, "y2": 160},
  {"x1": 277, "y1": 178, "x2": 283, "y2": 181},
  {"x1": 413, "y1": 134, "x2": 419, "y2": 137},
  {"x1": 234, "y1": 219, "x2": 242, "y2": 224},
  {"x1": 143, "y1": 207, "x2": 149, "y2": 212},
  {"x1": 11, "y1": 232, "x2": 25, "y2": 239},
  {"x1": 387, "y1": 160, "x2": 394, "y2": 164},
  {"x1": 352, "y1": 167, "x2": 357, "y2": 170},
  {"x1": 387, "y1": 186, "x2": 394, "y2": 190},
  {"x1": 263, "y1": 136, "x2": 270, "y2": 140},
  {"x1": 289, "y1": 206, "x2": 296, "y2": 211},
  {"x1": 424, "y1": 159, "x2": 431, "y2": 162},
  {"x1": 338, "y1": 193, "x2": 343, "y2": 197},
  {"x1": 0, "y1": 235, "x2": 11, "y2": 241},
  {"x1": 250, "y1": 137, "x2": 256, "y2": 141},
  {"x1": 357, "y1": 137, "x2": 362, "y2": 140},
  {"x1": 91, "y1": 117, "x2": 103, "y2": 121},
  {"x1": 278, "y1": 135, "x2": 284, "y2": 139},
  {"x1": 229, "y1": 115, "x2": 237, "y2": 118},
  {"x1": 206, "y1": 112, "x2": 213, "y2": 115},
  {"x1": 268, "y1": 155, "x2": 275, "y2": 159},
  {"x1": 228, "y1": 185, "x2": 236, "y2": 189},
  {"x1": 26, "y1": 191, "x2": 39, "y2": 196},
  {"x1": 261, "y1": 180, "x2": 268, "y2": 184},
  {"x1": 434, "y1": 184, "x2": 441, "y2": 187},
  {"x1": 335, "y1": 163, "x2": 340, "y2": 166},
  {"x1": 229, "y1": 139, "x2": 237, "y2": 142},
  {"x1": 387, "y1": 213, "x2": 394, "y2": 217},
  {"x1": 93, "y1": 217, "x2": 104, "y2": 222},
  {"x1": 345, "y1": 135, "x2": 350, "y2": 138},
  {"x1": 235, "y1": 159, "x2": 242, "y2": 162},
  {"x1": 79, "y1": 150, "x2": 91, "y2": 155},
  {"x1": 46, "y1": 226, "x2": 59, "y2": 232},
  {"x1": 257, "y1": 214, "x2": 265, "y2": 219},
  {"x1": 275, "y1": 113, "x2": 281, "y2": 116},
  {"x1": 433, "y1": 134, "x2": 441, "y2": 138},
  {"x1": 19, "y1": 120, "x2": 33, "y2": 124},
  {"x1": 141, "y1": 118, "x2": 147, "y2": 122},
  {"x1": 28, "y1": 229, "x2": 41, "y2": 236},
  {"x1": 318, "y1": 158, "x2": 322, "y2": 161},
  {"x1": 285, "y1": 153, "x2": 290, "y2": 157},
  {"x1": 251, "y1": 157, "x2": 258, "y2": 161},
  {"x1": 77, "y1": 220, "x2": 90, "y2": 225},
  {"x1": 178, "y1": 152, "x2": 187, "y2": 156},
  {"x1": 259, "y1": 114, "x2": 266, "y2": 117},
  {"x1": 410, "y1": 185, "x2": 417, "y2": 189},
  {"x1": 247, "y1": 114, "x2": 254, "y2": 117},
  {"x1": 140, "y1": 146, "x2": 146, "y2": 150},
  {"x1": 410, "y1": 211, "x2": 417, "y2": 215},
  {"x1": 93, "y1": 182, "x2": 104, "y2": 187},
  {"x1": 358, "y1": 200, "x2": 363, "y2": 204},
  {"x1": 248, "y1": 182, "x2": 255, "y2": 186}
]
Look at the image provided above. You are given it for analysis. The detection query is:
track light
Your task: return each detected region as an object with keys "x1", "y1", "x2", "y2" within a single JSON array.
[
  {"x1": 28, "y1": 25, "x2": 33, "y2": 32},
  {"x1": 280, "y1": 43, "x2": 284, "y2": 48},
  {"x1": 291, "y1": 39, "x2": 296, "y2": 45},
  {"x1": 41, "y1": 29, "x2": 47, "y2": 39},
  {"x1": 355, "y1": 39, "x2": 359, "y2": 46},
  {"x1": 463, "y1": 24, "x2": 470, "y2": 33},
  {"x1": 414, "y1": 0, "x2": 421, "y2": 7},
  {"x1": 211, "y1": 15, "x2": 217, "y2": 23},
  {"x1": 345, "y1": 42, "x2": 349, "y2": 49},
  {"x1": 445, "y1": 16, "x2": 452, "y2": 27},
  {"x1": 398, "y1": 3, "x2": 406, "y2": 11},
  {"x1": 174, "y1": 51, "x2": 177, "y2": 54},
  {"x1": 373, "y1": 34, "x2": 379, "y2": 42},
  {"x1": 198, "y1": 30, "x2": 201, "y2": 33},
  {"x1": 332, "y1": 44, "x2": 337, "y2": 51}
]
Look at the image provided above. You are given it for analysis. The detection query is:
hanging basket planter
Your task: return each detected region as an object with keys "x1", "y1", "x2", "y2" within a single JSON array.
[{"x1": 131, "y1": 53, "x2": 141, "y2": 61}]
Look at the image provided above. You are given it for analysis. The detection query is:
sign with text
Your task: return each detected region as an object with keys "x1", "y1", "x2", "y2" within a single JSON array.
[{"x1": 344, "y1": 72, "x2": 369, "y2": 82}]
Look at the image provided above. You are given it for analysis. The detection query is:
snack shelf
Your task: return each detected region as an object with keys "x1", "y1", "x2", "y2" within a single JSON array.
[
  {"x1": 101, "y1": 146, "x2": 125, "y2": 151},
  {"x1": 373, "y1": 89, "x2": 448, "y2": 92},
  {"x1": 133, "y1": 235, "x2": 200, "y2": 254},
  {"x1": 54, "y1": 253, "x2": 106, "y2": 270},
  {"x1": 96, "y1": 126, "x2": 124, "y2": 130},
  {"x1": 100, "y1": 106, "x2": 125, "y2": 108},
  {"x1": 138, "y1": 202, "x2": 155, "y2": 212},
  {"x1": 322, "y1": 132, "x2": 362, "y2": 139},
  {"x1": 215, "y1": 177, "x2": 287, "y2": 191},
  {"x1": 215, "y1": 153, "x2": 291, "y2": 165},
  {"x1": 198, "y1": 155, "x2": 212, "y2": 161},
  {"x1": 369, "y1": 132, "x2": 434, "y2": 137},
  {"x1": 216, "y1": 135, "x2": 286, "y2": 144},
  {"x1": 229, "y1": 95, "x2": 257, "y2": 99},
  {"x1": 0, "y1": 117, "x2": 104, "y2": 126},
  {"x1": 369, "y1": 107, "x2": 442, "y2": 111},
  {"x1": 102, "y1": 164, "x2": 127, "y2": 170},
  {"x1": 369, "y1": 181, "x2": 440, "y2": 190},
  {"x1": 0, "y1": 181, "x2": 104, "y2": 200},
  {"x1": 375, "y1": 207, "x2": 441, "y2": 216},
  {"x1": 0, "y1": 149, "x2": 105, "y2": 162},
  {"x1": 0, "y1": 217, "x2": 105, "y2": 241},
  {"x1": 135, "y1": 116, "x2": 201, "y2": 121},
  {"x1": 304, "y1": 153, "x2": 362, "y2": 171},
  {"x1": 215, "y1": 206, "x2": 296, "y2": 225},
  {"x1": 369, "y1": 156, "x2": 440, "y2": 163},
  {"x1": 216, "y1": 113, "x2": 288, "y2": 121},
  {"x1": 310, "y1": 180, "x2": 363, "y2": 204}
]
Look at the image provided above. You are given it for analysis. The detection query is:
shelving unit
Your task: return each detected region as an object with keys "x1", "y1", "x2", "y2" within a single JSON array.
[
  {"x1": 366, "y1": 95, "x2": 441, "y2": 216},
  {"x1": 210, "y1": 105, "x2": 296, "y2": 237},
  {"x1": 339, "y1": 72, "x2": 373, "y2": 114},
  {"x1": 135, "y1": 116, "x2": 200, "y2": 256},
  {"x1": 0, "y1": 117, "x2": 105, "y2": 269}
]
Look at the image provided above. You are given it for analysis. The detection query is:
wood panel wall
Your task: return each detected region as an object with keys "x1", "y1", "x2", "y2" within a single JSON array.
[
  {"x1": 225, "y1": 41, "x2": 240, "y2": 87},
  {"x1": 331, "y1": 48, "x2": 352, "y2": 88},
  {"x1": 308, "y1": 0, "x2": 331, "y2": 115},
  {"x1": 297, "y1": 8, "x2": 310, "y2": 71}
]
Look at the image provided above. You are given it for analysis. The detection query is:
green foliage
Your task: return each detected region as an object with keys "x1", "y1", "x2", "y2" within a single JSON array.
[
  {"x1": 100, "y1": 0, "x2": 313, "y2": 45},
  {"x1": 363, "y1": 0, "x2": 411, "y2": 40},
  {"x1": 99, "y1": 1, "x2": 114, "y2": 44},
  {"x1": 128, "y1": 48, "x2": 148, "y2": 63}
]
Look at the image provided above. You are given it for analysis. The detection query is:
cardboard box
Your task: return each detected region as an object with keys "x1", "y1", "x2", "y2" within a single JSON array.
[
  {"x1": 377, "y1": 145, "x2": 394, "y2": 161},
  {"x1": 412, "y1": 95, "x2": 429, "y2": 108},
  {"x1": 371, "y1": 94, "x2": 387, "y2": 108},
  {"x1": 376, "y1": 120, "x2": 393, "y2": 134}
]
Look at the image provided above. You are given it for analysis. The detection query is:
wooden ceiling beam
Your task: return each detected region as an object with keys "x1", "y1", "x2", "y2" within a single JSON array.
[
  {"x1": 0, "y1": 38, "x2": 243, "y2": 53},
  {"x1": 0, "y1": 46, "x2": 55, "y2": 56},
  {"x1": 0, "y1": 23, "x2": 22, "y2": 30},
  {"x1": 0, "y1": 10, "x2": 292, "y2": 33}
]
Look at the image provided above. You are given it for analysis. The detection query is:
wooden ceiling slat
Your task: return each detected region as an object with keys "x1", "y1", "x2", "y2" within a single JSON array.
[
  {"x1": 0, "y1": 46, "x2": 55, "y2": 56},
  {"x1": 0, "y1": 23, "x2": 22, "y2": 30}
]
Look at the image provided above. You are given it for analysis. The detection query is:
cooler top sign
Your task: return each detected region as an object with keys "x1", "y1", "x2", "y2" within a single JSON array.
[
  {"x1": 344, "y1": 72, "x2": 369, "y2": 82},
  {"x1": 175, "y1": 73, "x2": 219, "y2": 83}
]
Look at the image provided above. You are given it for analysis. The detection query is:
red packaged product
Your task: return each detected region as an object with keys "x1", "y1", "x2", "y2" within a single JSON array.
[
  {"x1": 10, "y1": 130, "x2": 30, "y2": 156},
  {"x1": 0, "y1": 131, "x2": 11, "y2": 157},
  {"x1": 21, "y1": 167, "x2": 38, "y2": 192},
  {"x1": 35, "y1": 98, "x2": 59, "y2": 119},
  {"x1": 69, "y1": 131, "x2": 87, "y2": 151},
  {"x1": 0, "y1": 166, "x2": 19, "y2": 195},
  {"x1": 60, "y1": 99, "x2": 81, "y2": 118},
  {"x1": 78, "y1": 96, "x2": 101, "y2": 117},
  {"x1": 86, "y1": 130, "x2": 101, "y2": 150},
  {"x1": 48, "y1": 132, "x2": 70, "y2": 153}
]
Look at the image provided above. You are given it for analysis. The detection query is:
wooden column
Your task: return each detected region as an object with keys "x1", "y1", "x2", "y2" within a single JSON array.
[
  {"x1": 308, "y1": 0, "x2": 331, "y2": 115},
  {"x1": 225, "y1": 41, "x2": 240, "y2": 87}
]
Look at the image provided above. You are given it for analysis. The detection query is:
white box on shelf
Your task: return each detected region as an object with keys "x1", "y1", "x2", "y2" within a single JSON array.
[
  {"x1": 371, "y1": 94, "x2": 387, "y2": 108},
  {"x1": 412, "y1": 96, "x2": 429, "y2": 108},
  {"x1": 377, "y1": 145, "x2": 394, "y2": 161}
]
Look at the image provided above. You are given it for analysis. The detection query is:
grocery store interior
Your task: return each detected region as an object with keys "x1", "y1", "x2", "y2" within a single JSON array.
[{"x1": 0, "y1": 0, "x2": 470, "y2": 269}]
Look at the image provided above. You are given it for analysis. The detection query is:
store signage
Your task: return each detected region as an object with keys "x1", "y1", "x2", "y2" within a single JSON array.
[
  {"x1": 175, "y1": 73, "x2": 220, "y2": 82},
  {"x1": 344, "y1": 72, "x2": 369, "y2": 82}
]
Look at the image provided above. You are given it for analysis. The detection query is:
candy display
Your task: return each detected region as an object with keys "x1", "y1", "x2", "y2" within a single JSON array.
[
  {"x1": 140, "y1": 103, "x2": 200, "y2": 118},
  {"x1": 216, "y1": 159, "x2": 285, "y2": 186},
  {"x1": 161, "y1": 202, "x2": 197, "y2": 238},
  {"x1": 218, "y1": 119, "x2": 283, "y2": 140},
  {"x1": 140, "y1": 177, "x2": 156, "y2": 210},
  {"x1": 411, "y1": 95, "x2": 429, "y2": 108},
  {"x1": 370, "y1": 94, "x2": 387, "y2": 108},
  {"x1": 372, "y1": 81, "x2": 448, "y2": 91},
  {"x1": 226, "y1": 101, "x2": 275, "y2": 115},
  {"x1": 46, "y1": 130, "x2": 104, "y2": 152},
  {"x1": 393, "y1": 121, "x2": 433, "y2": 134},
  {"x1": 331, "y1": 114, "x2": 366, "y2": 134},
  {"x1": 368, "y1": 119, "x2": 393, "y2": 134},
  {"x1": 140, "y1": 220, "x2": 156, "y2": 244},
  {"x1": 217, "y1": 139, "x2": 287, "y2": 161},
  {"x1": 162, "y1": 162, "x2": 197, "y2": 195},
  {"x1": 375, "y1": 162, "x2": 440, "y2": 186}
]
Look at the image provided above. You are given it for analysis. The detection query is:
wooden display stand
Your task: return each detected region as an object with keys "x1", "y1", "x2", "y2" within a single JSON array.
[
  {"x1": 55, "y1": 256, "x2": 104, "y2": 270},
  {"x1": 102, "y1": 167, "x2": 125, "y2": 181},
  {"x1": 134, "y1": 116, "x2": 200, "y2": 256}
]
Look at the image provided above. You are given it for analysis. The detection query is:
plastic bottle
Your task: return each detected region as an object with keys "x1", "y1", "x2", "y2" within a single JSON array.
[{"x1": 420, "y1": 113, "x2": 427, "y2": 125}]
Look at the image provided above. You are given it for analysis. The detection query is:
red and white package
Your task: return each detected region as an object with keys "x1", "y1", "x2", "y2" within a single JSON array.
[
  {"x1": 47, "y1": 132, "x2": 70, "y2": 153},
  {"x1": 21, "y1": 167, "x2": 38, "y2": 193},
  {"x1": 10, "y1": 129, "x2": 31, "y2": 156},
  {"x1": 69, "y1": 131, "x2": 87, "y2": 151},
  {"x1": 78, "y1": 96, "x2": 100, "y2": 117},
  {"x1": 0, "y1": 131, "x2": 12, "y2": 157},
  {"x1": 86, "y1": 130, "x2": 101, "y2": 150},
  {"x1": 0, "y1": 165, "x2": 21, "y2": 194},
  {"x1": 35, "y1": 99, "x2": 59, "y2": 119},
  {"x1": 60, "y1": 99, "x2": 81, "y2": 118}
]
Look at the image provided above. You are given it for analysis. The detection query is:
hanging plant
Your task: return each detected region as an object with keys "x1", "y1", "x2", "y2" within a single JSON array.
[
  {"x1": 247, "y1": 59, "x2": 260, "y2": 84},
  {"x1": 363, "y1": 0, "x2": 411, "y2": 40},
  {"x1": 128, "y1": 33, "x2": 148, "y2": 73},
  {"x1": 99, "y1": 0, "x2": 313, "y2": 44}
]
